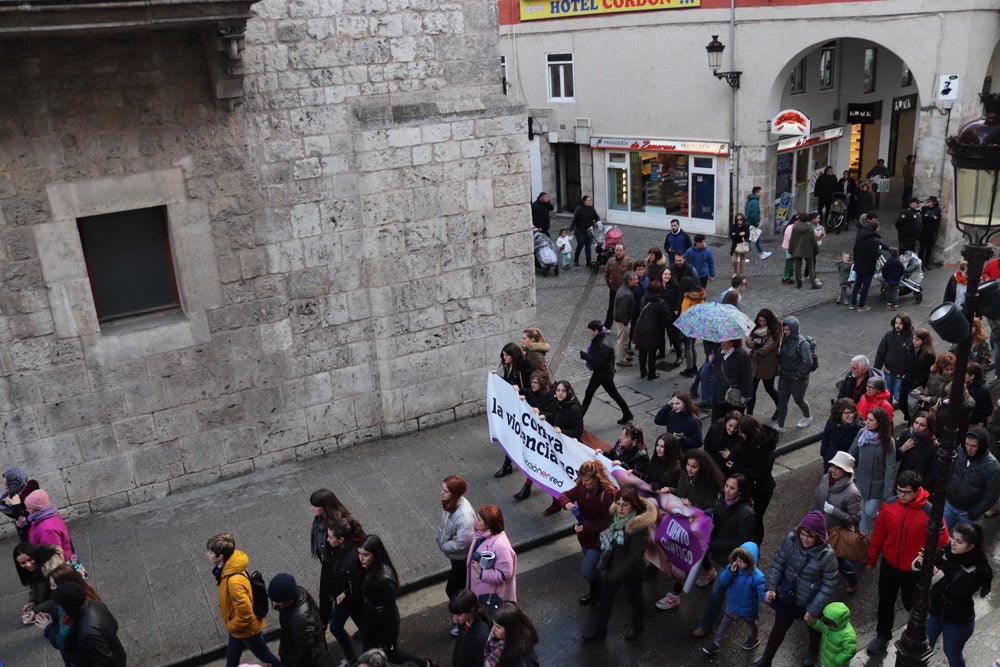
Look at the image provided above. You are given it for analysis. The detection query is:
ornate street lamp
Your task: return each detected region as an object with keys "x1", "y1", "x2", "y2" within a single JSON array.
[
  {"x1": 705, "y1": 35, "x2": 741, "y2": 89},
  {"x1": 898, "y1": 92, "x2": 1000, "y2": 667}
]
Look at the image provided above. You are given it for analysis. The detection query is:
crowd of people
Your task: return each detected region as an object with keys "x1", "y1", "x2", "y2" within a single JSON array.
[{"x1": 3, "y1": 186, "x2": 999, "y2": 667}]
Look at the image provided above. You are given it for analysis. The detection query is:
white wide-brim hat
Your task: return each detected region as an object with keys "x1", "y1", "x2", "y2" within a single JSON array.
[{"x1": 828, "y1": 450, "x2": 856, "y2": 474}]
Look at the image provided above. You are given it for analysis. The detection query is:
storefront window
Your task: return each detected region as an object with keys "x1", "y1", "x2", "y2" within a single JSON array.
[
  {"x1": 601, "y1": 149, "x2": 715, "y2": 224},
  {"x1": 607, "y1": 153, "x2": 628, "y2": 211}
]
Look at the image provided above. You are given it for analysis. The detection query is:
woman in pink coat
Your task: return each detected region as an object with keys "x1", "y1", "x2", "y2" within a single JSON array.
[
  {"x1": 25, "y1": 490, "x2": 74, "y2": 561},
  {"x1": 466, "y1": 504, "x2": 517, "y2": 604}
]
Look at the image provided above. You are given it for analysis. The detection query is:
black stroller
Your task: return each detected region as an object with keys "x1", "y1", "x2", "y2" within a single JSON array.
[
  {"x1": 876, "y1": 250, "x2": 924, "y2": 303},
  {"x1": 825, "y1": 192, "x2": 849, "y2": 232}
]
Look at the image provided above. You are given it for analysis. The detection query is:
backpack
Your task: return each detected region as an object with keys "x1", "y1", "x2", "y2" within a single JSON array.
[
  {"x1": 242, "y1": 569, "x2": 269, "y2": 619},
  {"x1": 800, "y1": 335, "x2": 819, "y2": 372}
]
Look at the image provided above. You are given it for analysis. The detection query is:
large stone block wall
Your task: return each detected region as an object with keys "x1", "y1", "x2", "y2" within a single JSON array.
[{"x1": 0, "y1": 0, "x2": 531, "y2": 521}]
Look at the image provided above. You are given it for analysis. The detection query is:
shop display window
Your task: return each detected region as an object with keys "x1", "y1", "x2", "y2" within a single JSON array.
[{"x1": 604, "y1": 151, "x2": 714, "y2": 221}]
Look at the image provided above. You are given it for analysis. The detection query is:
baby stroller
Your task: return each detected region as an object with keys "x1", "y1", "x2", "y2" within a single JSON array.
[
  {"x1": 533, "y1": 229, "x2": 559, "y2": 276},
  {"x1": 825, "y1": 192, "x2": 849, "y2": 232},
  {"x1": 591, "y1": 223, "x2": 623, "y2": 273},
  {"x1": 876, "y1": 250, "x2": 924, "y2": 303}
]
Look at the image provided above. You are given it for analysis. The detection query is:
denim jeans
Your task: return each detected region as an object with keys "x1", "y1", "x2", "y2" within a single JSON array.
[
  {"x1": 943, "y1": 500, "x2": 971, "y2": 533},
  {"x1": 581, "y1": 548, "x2": 601, "y2": 581},
  {"x1": 573, "y1": 228, "x2": 592, "y2": 264},
  {"x1": 330, "y1": 602, "x2": 363, "y2": 663},
  {"x1": 884, "y1": 372, "x2": 903, "y2": 403},
  {"x1": 851, "y1": 274, "x2": 874, "y2": 307},
  {"x1": 838, "y1": 556, "x2": 858, "y2": 585},
  {"x1": 697, "y1": 575, "x2": 727, "y2": 633},
  {"x1": 860, "y1": 497, "x2": 883, "y2": 534},
  {"x1": 226, "y1": 632, "x2": 281, "y2": 667},
  {"x1": 927, "y1": 614, "x2": 974, "y2": 667}
]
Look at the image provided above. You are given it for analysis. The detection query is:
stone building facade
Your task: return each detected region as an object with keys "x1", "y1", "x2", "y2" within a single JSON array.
[{"x1": 0, "y1": 1, "x2": 531, "y2": 520}]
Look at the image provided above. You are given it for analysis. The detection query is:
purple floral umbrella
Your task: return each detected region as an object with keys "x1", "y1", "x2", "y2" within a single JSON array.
[{"x1": 673, "y1": 302, "x2": 754, "y2": 342}]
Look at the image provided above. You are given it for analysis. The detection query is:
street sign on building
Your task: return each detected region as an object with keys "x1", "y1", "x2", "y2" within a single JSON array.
[
  {"x1": 939, "y1": 75, "x2": 959, "y2": 101},
  {"x1": 770, "y1": 109, "x2": 811, "y2": 136}
]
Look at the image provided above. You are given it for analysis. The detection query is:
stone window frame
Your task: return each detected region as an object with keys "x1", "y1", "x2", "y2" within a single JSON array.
[
  {"x1": 36, "y1": 167, "x2": 222, "y2": 362},
  {"x1": 546, "y1": 52, "x2": 575, "y2": 102}
]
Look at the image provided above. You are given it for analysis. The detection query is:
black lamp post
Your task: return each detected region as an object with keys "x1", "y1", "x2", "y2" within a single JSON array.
[
  {"x1": 705, "y1": 35, "x2": 741, "y2": 89},
  {"x1": 706, "y1": 35, "x2": 741, "y2": 222},
  {"x1": 896, "y1": 92, "x2": 1000, "y2": 666}
]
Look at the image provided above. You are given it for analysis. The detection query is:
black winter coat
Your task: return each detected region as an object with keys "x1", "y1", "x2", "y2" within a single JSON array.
[
  {"x1": 64, "y1": 600, "x2": 127, "y2": 667},
  {"x1": 727, "y1": 430, "x2": 777, "y2": 494},
  {"x1": 712, "y1": 348, "x2": 753, "y2": 406},
  {"x1": 874, "y1": 328, "x2": 913, "y2": 376},
  {"x1": 633, "y1": 292, "x2": 670, "y2": 350},
  {"x1": 543, "y1": 396, "x2": 584, "y2": 439},
  {"x1": 821, "y1": 418, "x2": 863, "y2": 472},
  {"x1": 582, "y1": 331, "x2": 616, "y2": 380},
  {"x1": 452, "y1": 618, "x2": 490, "y2": 667},
  {"x1": 531, "y1": 197, "x2": 553, "y2": 233},
  {"x1": 571, "y1": 204, "x2": 600, "y2": 232},
  {"x1": 926, "y1": 546, "x2": 993, "y2": 625},
  {"x1": 604, "y1": 442, "x2": 649, "y2": 481},
  {"x1": 277, "y1": 587, "x2": 334, "y2": 667},
  {"x1": 653, "y1": 408, "x2": 703, "y2": 450},
  {"x1": 814, "y1": 173, "x2": 838, "y2": 202},
  {"x1": 319, "y1": 540, "x2": 363, "y2": 624},
  {"x1": 895, "y1": 428, "x2": 937, "y2": 491},
  {"x1": 361, "y1": 564, "x2": 402, "y2": 651},
  {"x1": 707, "y1": 496, "x2": 755, "y2": 564},
  {"x1": 853, "y1": 229, "x2": 885, "y2": 275},
  {"x1": 895, "y1": 208, "x2": 922, "y2": 242}
]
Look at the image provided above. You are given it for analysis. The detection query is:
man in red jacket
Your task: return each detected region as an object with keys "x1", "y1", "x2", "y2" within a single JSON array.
[{"x1": 864, "y1": 470, "x2": 949, "y2": 655}]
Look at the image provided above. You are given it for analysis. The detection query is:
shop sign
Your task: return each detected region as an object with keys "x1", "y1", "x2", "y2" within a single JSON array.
[
  {"x1": 893, "y1": 94, "x2": 917, "y2": 113},
  {"x1": 770, "y1": 109, "x2": 811, "y2": 137},
  {"x1": 591, "y1": 136, "x2": 728, "y2": 155},
  {"x1": 776, "y1": 127, "x2": 844, "y2": 153},
  {"x1": 847, "y1": 102, "x2": 881, "y2": 124},
  {"x1": 520, "y1": 0, "x2": 700, "y2": 22}
]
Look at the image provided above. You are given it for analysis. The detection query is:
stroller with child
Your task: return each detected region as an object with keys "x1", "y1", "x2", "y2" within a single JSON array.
[
  {"x1": 533, "y1": 229, "x2": 559, "y2": 276},
  {"x1": 824, "y1": 192, "x2": 850, "y2": 232},
  {"x1": 591, "y1": 222, "x2": 623, "y2": 273},
  {"x1": 876, "y1": 250, "x2": 924, "y2": 303}
]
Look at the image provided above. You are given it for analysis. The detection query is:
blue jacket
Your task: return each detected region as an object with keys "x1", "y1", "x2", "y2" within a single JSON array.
[
  {"x1": 720, "y1": 541, "x2": 766, "y2": 618},
  {"x1": 664, "y1": 228, "x2": 692, "y2": 260},
  {"x1": 684, "y1": 245, "x2": 716, "y2": 280}
]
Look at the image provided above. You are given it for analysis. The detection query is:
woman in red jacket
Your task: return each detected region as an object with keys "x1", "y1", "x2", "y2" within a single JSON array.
[{"x1": 557, "y1": 460, "x2": 616, "y2": 607}]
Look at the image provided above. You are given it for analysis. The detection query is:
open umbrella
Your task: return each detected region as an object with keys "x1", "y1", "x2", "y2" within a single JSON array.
[{"x1": 673, "y1": 302, "x2": 754, "y2": 342}]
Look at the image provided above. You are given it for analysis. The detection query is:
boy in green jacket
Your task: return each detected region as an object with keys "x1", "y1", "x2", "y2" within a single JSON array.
[{"x1": 807, "y1": 601, "x2": 857, "y2": 667}]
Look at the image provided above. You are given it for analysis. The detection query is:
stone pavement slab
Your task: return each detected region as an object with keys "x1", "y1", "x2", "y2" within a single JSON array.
[{"x1": 0, "y1": 222, "x2": 962, "y2": 666}]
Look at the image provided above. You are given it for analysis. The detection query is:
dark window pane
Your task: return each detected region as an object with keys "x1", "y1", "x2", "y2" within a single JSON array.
[{"x1": 77, "y1": 207, "x2": 180, "y2": 322}]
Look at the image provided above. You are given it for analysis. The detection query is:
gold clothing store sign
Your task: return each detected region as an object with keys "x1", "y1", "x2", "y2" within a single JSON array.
[{"x1": 521, "y1": 0, "x2": 700, "y2": 21}]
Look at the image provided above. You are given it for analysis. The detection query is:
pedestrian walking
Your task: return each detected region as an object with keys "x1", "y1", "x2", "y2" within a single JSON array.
[
  {"x1": 820, "y1": 399, "x2": 863, "y2": 472},
  {"x1": 358, "y1": 535, "x2": 435, "y2": 666},
  {"x1": 700, "y1": 541, "x2": 766, "y2": 655},
  {"x1": 13, "y1": 542, "x2": 64, "y2": 621},
  {"x1": 205, "y1": 532, "x2": 281, "y2": 667},
  {"x1": 812, "y1": 451, "x2": 863, "y2": 593},
  {"x1": 582, "y1": 488, "x2": 657, "y2": 642},
  {"x1": 530, "y1": 192, "x2": 553, "y2": 236},
  {"x1": 35, "y1": 563, "x2": 100, "y2": 666},
  {"x1": 894, "y1": 411, "x2": 937, "y2": 491},
  {"x1": 51, "y1": 582, "x2": 127, "y2": 667},
  {"x1": 1, "y1": 467, "x2": 38, "y2": 542},
  {"x1": 571, "y1": 195, "x2": 599, "y2": 267},
  {"x1": 653, "y1": 391, "x2": 703, "y2": 450},
  {"x1": 751, "y1": 510, "x2": 838, "y2": 667},
  {"x1": 664, "y1": 218, "x2": 692, "y2": 267},
  {"x1": 494, "y1": 342, "x2": 532, "y2": 479},
  {"x1": 484, "y1": 603, "x2": 539, "y2": 667},
  {"x1": 745, "y1": 309, "x2": 780, "y2": 417},
  {"x1": 943, "y1": 427, "x2": 1000, "y2": 530},
  {"x1": 857, "y1": 376, "x2": 893, "y2": 422},
  {"x1": 520, "y1": 328, "x2": 551, "y2": 382},
  {"x1": 685, "y1": 234, "x2": 716, "y2": 288},
  {"x1": 310, "y1": 489, "x2": 363, "y2": 627},
  {"x1": 731, "y1": 415, "x2": 778, "y2": 543},
  {"x1": 23, "y1": 490, "x2": 75, "y2": 563},
  {"x1": 851, "y1": 218, "x2": 887, "y2": 311},
  {"x1": 882, "y1": 248, "x2": 905, "y2": 310},
  {"x1": 542, "y1": 380, "x2": 584, "y2": 440},
  {"x1": 449, "y1": 589, "x2": 491, "y2": 667},
  {"x1": 864, "y1": 470, "x2": 950, "y2": 656},
  {"x1": 266, "y1": 573, "x2": 335, "y2": 667},
  {"x1": 612, "y1": 270, "x2": 638, "y2": 365},
  {"x1": 633, "y1": 280, "x2": 669, "y2": 379},
  {"x1": 773, "y1": 316, "x2": 813, "y2": 432},
  {"x1": 790, "y1": 213, "x2": 820, "y2": 289},
  {"x1": 711, "y1": 338, "x2": 752, "y2": 421},
  {"x1": 730, "y1": 213, "x2": 751, "y2": 277},
  {"x1": 806, "y1": 602, "x2": 857, "y2": 667},
  {"x1": 814, "y1": 166, "x2": 838, "y2": 223},
  {"x1": 604, "y1": 425, "x2": 649, "y2": 481},
  {"x1": 321, "y1": 519, "x2": 364, "y2": 665},
  {"x1": 647, "y1": 433, "x2": 684, "y2": 493},
  {"x1": 438, "y1": 475, "x2": 476, "y2": 606},
  {"x1": 915, "y1": 522, "x2": 994, "y2": 667},
  {"x1": 604, "y1": 244, "x2": 633, "y2": 330},
  {"x1": 579, "y1": 320, "x2": 633, "y2": 425},
  {"x1": 902, "y1": 328, "x2": 936, "y2": 423},
  {"x1": 848, "y1": 407, "x2": 895, "y2": 534},
  {"x1": 467, "y1": 505, "x2": 517, "y2": 607},
  {"x1": 745, "y1": 186, "x2": 771, "y2": 259},
  {"x1": 557, "y1": 460, "x2": 615, "y2": 607}
]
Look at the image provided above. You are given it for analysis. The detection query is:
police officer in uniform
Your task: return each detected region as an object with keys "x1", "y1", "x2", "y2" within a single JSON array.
[
  {"x1": 918, "y1": 196, "x2": 942, "y2": 268},
  {"x1": 894, "y1": 197, "x2": 922, "y2": 254}
]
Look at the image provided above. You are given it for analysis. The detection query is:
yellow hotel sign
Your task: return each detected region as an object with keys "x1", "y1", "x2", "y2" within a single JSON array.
[{"x1": 521, "y1": 0, "x2": 700, "y2": 21}]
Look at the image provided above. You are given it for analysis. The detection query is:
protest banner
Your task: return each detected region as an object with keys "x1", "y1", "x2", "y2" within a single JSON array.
[{"x1": 486, "y1": 374, "x2": 710, "y2": 589}]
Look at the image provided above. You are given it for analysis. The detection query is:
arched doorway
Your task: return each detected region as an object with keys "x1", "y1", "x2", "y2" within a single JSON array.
[{"x1": 766, "y1": 38, "x2": 921, "y2": 219}]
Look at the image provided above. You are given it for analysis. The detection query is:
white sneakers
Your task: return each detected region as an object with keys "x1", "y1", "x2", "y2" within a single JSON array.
[
  {"x1": 655, "y1": 593, "x2": 680, "y2": 610},
  {"x1": 797, "y1": 416, "x2": 814, "y2": 428},
  {"x1": 760, "y1": 251, "x2": 772, "y2": 260}
]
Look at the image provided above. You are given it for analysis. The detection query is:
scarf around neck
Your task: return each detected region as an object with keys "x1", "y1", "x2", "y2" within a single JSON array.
[
  {"x1": 27, "y1": 503, "x2": 58, "y2": 524},
  {"x1": 600, "y1": 510, "x2": 636, "y2": 551}
]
